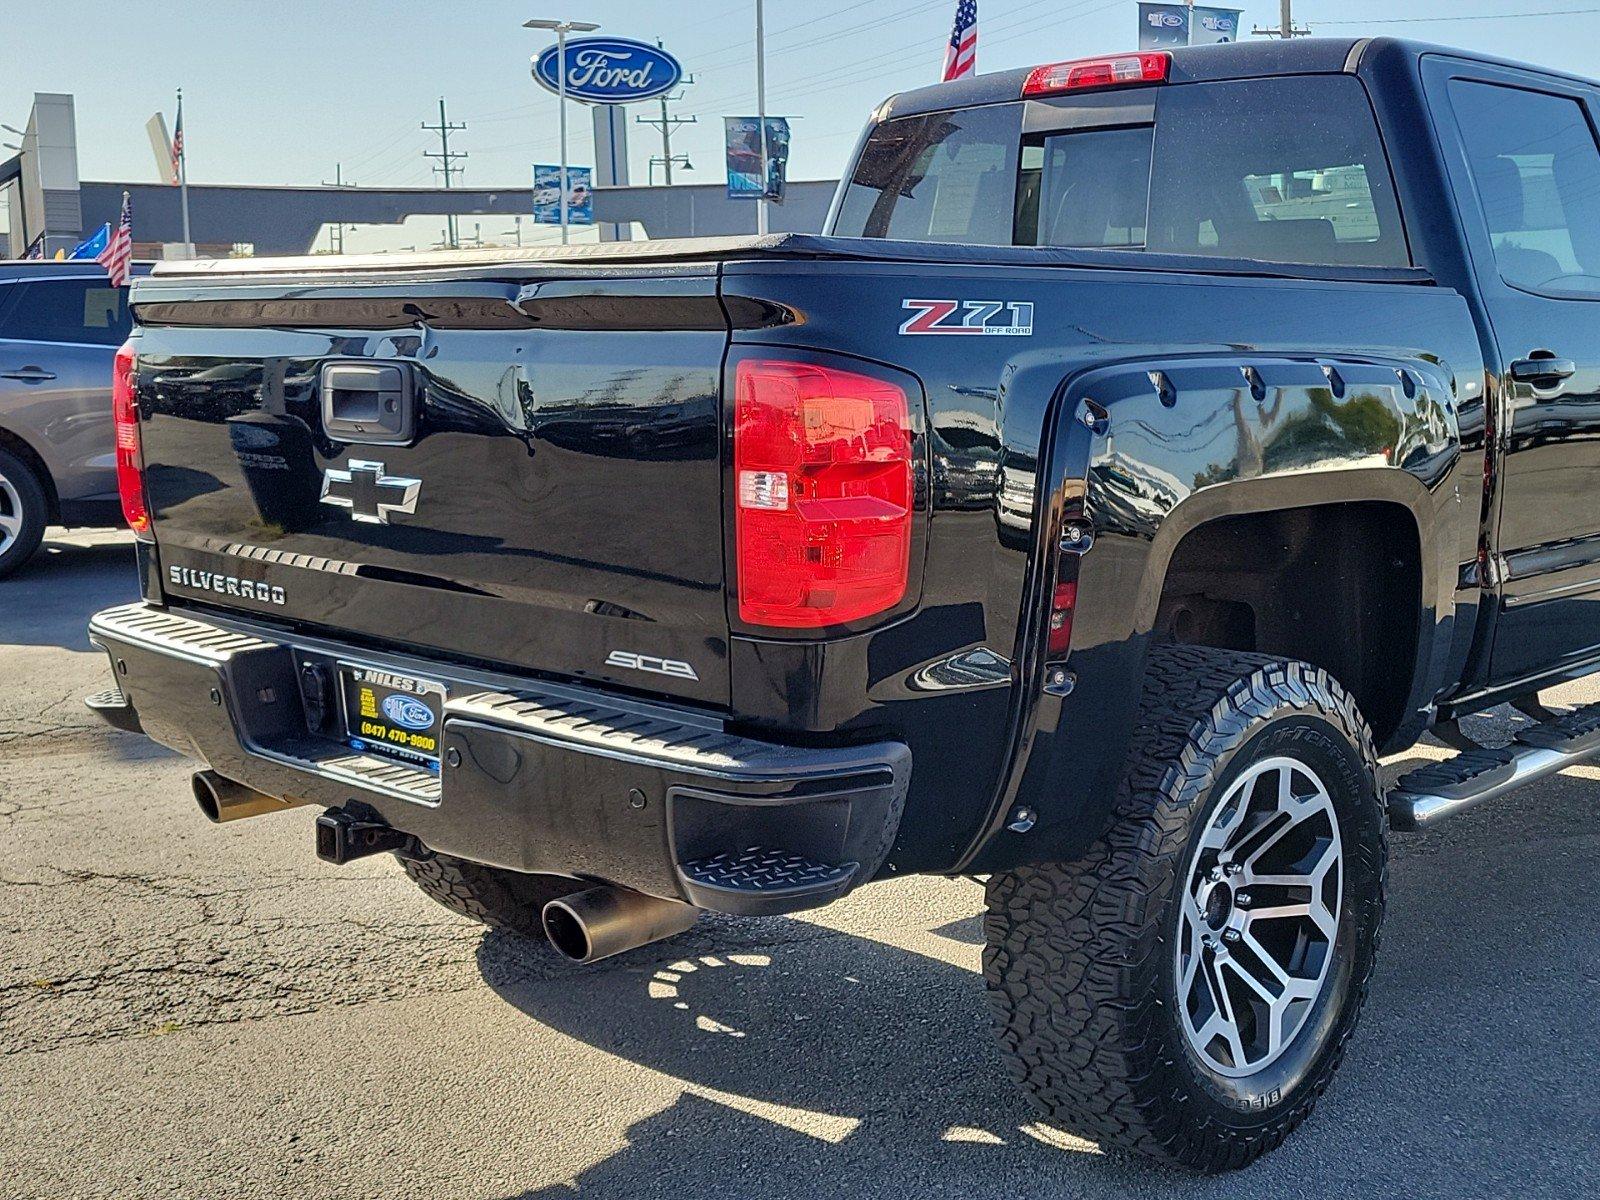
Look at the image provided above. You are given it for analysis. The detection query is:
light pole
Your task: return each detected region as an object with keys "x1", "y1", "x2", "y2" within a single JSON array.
[
  {"x1": 754, "y1": 0, "x2": 769, "y2": 234},
  {"x1": 526, "y1": 17, "x2": 600, "y2": 245}
]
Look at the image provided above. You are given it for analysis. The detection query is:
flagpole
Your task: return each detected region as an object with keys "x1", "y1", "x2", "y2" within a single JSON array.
[{"x1": 177, "y1": 88, "x2": 192, "y2": 258}]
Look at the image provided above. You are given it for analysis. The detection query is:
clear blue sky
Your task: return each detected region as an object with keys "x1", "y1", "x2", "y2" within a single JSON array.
[{"x1": 5, "y1": 0, "x2": 1600, "y2": 250}]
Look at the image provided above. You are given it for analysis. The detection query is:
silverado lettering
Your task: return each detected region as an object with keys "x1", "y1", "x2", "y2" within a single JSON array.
[{"x1": 168, "y1": 566, "x2": 286, "y2": 606}]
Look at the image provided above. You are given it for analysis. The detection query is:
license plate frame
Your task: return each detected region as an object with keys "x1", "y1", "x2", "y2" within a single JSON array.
[{"x1": 338, "y1": 662, "x2": 446, "y2": 766}]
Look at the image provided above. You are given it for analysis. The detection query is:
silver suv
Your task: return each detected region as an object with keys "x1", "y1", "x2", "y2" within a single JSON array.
[{"x1": 0, "y1": 262, "x2": 145, "y2": 577}]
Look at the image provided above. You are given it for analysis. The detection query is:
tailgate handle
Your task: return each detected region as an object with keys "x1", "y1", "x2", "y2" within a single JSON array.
[{"x1": 321, "y1": 361, "x2": 416, "y2": 445}]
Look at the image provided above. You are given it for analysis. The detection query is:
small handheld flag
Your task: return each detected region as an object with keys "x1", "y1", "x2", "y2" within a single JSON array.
[
  {"x1": 97, "y1": 193, "x2": 133, "y2": 287},
  {"x1": 943, "y1": 0, "x2": 977, "y2": 81}
]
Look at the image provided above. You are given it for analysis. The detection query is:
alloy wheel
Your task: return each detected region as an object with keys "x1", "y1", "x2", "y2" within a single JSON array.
[{"x1": 1175, "y1": 755, "x2": 1344, "y2": 1078}]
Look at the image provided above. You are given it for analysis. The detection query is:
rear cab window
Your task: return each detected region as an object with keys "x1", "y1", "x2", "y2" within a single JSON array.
[
  {"x1": 833, "y1": 74, "x2": 1410, "y2": 269},
  {"x1": 832, "y1": 105, "x2": 1021, "y2": 245}
]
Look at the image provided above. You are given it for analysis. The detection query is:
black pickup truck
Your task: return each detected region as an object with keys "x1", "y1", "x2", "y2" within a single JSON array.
[{"x1": 87, "y1": 37, "x2": 1600, "y2": 1170}]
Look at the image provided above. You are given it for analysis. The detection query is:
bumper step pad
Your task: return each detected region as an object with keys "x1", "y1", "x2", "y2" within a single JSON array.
[
  {"x1": 1388, "y1": 701, "x2": 1600, "y2": 829},
  {"x1": 681, "y1": 846, "x2": 856, "y2": 902}
]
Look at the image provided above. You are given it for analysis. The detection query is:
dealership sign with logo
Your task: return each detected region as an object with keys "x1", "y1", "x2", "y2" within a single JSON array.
[
  {"x1": 532, "y1": 37, "x2": 683, "y2": 104},
  {"x1": 1137, "y1": 4, "x2": 1242, "y2": 48}
]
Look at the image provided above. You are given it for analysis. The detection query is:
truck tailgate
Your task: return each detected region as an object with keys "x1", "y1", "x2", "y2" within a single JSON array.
[{"x1": 131, "y1": 273, "x2": 730, "y2": 706}]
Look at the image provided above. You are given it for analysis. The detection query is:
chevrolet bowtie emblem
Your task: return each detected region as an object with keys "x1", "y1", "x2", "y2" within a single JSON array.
[{"x1": 319, "y1": 460, "x2": 421, "y2": 525}]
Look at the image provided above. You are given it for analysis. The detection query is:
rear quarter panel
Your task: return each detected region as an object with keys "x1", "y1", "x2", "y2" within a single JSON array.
[{"x1": 720, "y1": 258, "x2": 1485, "y2": 874}]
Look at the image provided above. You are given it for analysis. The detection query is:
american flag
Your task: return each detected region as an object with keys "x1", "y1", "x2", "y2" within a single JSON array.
[
  {"x1": 170, "y1": 93, "x2": 184, "y2": 185},
  {"x1": 97, "y1": 192, "x2": 133, "y2": 287},
  {"x1": 942, "y1": 0, "x2": 977, "y2": 81}
]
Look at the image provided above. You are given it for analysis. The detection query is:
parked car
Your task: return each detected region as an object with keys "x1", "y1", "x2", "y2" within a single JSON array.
[
  {"x1": 86, "y1": 37, "x2": 1600, "y2": 1170},
  {"x1": 0, "y1": 260, "x2": 150, "y2": 576}
]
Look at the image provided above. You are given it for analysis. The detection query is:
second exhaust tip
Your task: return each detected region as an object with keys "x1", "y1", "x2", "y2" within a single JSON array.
[
  {"x1": 542, "y1": 885, "x2": 698, "y2": 964},
  {"x1": 192, "y1": 770, "x2": 306, "y2": 824}
]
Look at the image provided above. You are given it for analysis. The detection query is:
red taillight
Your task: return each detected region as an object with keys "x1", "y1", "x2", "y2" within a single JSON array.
[
  {"x1": 112, "y1": 340, "x2": 151, "y2": 538},
  {"x1": 1022, "y1": 51, "x2": 1168, "y2": 97},
  {"x1": 734, "y1": 358, "x2": 914, "y2": 628},
  {"x1": 1047, "y1": 580, "x2": 1077, "y2": 656}
]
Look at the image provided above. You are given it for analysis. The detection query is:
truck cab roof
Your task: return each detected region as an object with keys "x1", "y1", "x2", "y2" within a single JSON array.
[{"x1": 879, "y1": 36, "x2": 1600, "y2": 120}]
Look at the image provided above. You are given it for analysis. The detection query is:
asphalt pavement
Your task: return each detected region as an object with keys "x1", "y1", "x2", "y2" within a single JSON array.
[{"x1": 1, "y1": 531, "x2": 1596, "y2": 1199}]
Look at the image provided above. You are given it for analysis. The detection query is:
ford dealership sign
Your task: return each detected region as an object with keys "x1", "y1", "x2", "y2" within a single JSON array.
[{"x1": 532, "y1": 37, "x2": 683, "y2": 104}]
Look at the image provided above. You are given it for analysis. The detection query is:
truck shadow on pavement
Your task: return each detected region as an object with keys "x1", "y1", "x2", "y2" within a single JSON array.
[{"x1": 476, "y1": 777, "x2": 1599, "y2": 1200}]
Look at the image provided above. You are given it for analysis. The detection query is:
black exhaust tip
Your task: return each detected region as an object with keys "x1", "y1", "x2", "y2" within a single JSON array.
[
  {"x1": 540, "y1": 886, "x2": 698, "y2": 964},
  {"x1": 541, "y1": 901, "x2": 593, "y2": 962}
]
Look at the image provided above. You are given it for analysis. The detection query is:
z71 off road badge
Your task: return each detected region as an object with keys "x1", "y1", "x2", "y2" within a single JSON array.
[{"x1": 899, "y1": 299, "x2": 1034, "y2": 336}]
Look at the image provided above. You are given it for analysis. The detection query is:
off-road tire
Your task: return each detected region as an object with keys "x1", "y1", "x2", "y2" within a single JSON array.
[
  {"x1": 983, "y1": 646, "x2": 1387, "y2": 1172},
  {"x1": 0, "y1": 448, "x2": 49, "y2": 580},
  {"x1": 398, "y1": 852, "x2": 576, "y2": 942}
]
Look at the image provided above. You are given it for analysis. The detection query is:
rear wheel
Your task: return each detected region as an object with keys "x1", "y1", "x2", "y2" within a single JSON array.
[
  {"x1": 983, "y1": 647, "x2": 1387, "y2": 1172},
  {"x1": 0, "y1": 449, "x2": 48, "y2": 580},
  {"x1": 398, "y1": 851, "x2": 576, "y2": 943}
]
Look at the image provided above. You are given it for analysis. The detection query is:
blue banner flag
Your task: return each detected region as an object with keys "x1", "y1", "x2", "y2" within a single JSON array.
[
  {"x1": 1191, "y1": 6, "x2": 1243, "y2": 43},
  {"x1": 725, "y1": 117, "x2": 791, "y2": 201},
  {"x1": 1137, "y1": 3, "x2": 1190, "y2": 49},
  {"x1": 70, "y1": 223, "x2": 111, "y2": 261},
  {"x1": 532, "y1": 165, "x2": 593, "y2": 226}
]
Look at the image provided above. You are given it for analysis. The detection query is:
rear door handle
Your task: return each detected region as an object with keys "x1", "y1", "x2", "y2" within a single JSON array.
[
  {"x1": 1509, "y1": 356, "x2": 1577, "y2": 386},
  {"x1": 0, "y1": 367, "x2": 57, "y2": 383}
]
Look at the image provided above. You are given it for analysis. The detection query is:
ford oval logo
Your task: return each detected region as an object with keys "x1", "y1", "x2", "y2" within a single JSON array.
[
  {"x1": 532, "y1": 37, "x2": 683, "y2": 104},
  {"x1": 382, "y1": 694, "x2": 435, "y2": 731},
  {"x1": 228, "y1": 424, "x2": 281, "y2": 451}
]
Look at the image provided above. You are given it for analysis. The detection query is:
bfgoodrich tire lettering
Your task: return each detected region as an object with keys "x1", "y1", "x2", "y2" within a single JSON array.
[
  {"x1": 983, "y1": 646, "x2": 1387, "y2": 1172},
  {"x1": 0, "y1": 448, "x2": 48, "y2": 580}
]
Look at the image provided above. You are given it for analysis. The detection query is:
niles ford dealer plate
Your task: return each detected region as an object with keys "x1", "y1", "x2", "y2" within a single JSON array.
[{"x1": 340, "y1": 665, "x2": 445, "y2": 765}]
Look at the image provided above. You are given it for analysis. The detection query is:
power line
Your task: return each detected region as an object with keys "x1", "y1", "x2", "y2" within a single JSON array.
[
  {"x1": 1313, "y1": 5, "x2": 1600, "y2": 24},
  {"x1": 678, "y1": 0, "x2": 1114, "y2": 119},
  {"x1": 1252, "y1": 0, "x2": 1310, "y2": 38},
  {"x1": 422, "y1": 97, "x2": 467, "y2": 249}
]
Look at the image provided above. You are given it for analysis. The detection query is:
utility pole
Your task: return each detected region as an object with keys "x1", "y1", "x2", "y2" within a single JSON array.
[
  {"x1": 637, "y1": 48, "x2": 695, "y2": 186},
  {"x1": 1252, "y1": 0, "x2": 1308, "y2": 38},
  {"x1": 321, "y1": 163, "x2": 355, "y2": 253},
  {"x1": 423, "y1": 98, "x2": 468, "y2": 249}
]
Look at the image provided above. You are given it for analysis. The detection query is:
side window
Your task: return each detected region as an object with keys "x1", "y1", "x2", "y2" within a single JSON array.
[
  {"x1": 1448, "y1": 79, "x2": 1600, "y2": 298},
  {"x1": 0, "y1": 279, "x2": 130, "y2": 346},
  {"x1": 1147, "y1": 76, "x2": 1409, "y2": 267},
  {"x1": 832, "y1": 104, "x2": 1022, "y2": 245}
]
